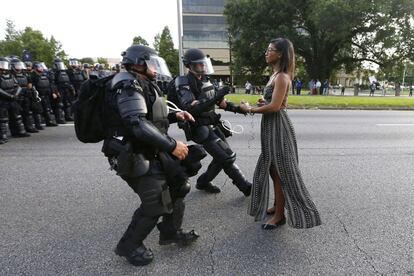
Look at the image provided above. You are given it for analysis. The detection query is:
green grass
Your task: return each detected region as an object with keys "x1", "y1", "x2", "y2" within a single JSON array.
[{"x1": 225, "y1": 94, "x2": 414, "y2": 109}]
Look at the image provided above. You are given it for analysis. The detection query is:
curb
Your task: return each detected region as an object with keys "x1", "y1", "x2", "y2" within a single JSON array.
[{"x1": 288, "y1": 106, "x2": 414, "y2": 111}]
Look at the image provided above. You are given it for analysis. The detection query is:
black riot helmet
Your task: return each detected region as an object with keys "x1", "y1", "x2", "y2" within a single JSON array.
[
  {"x1": 121, "y1": 45, "x2": 156, "y2": 66},
  {"x1": 54, "y1": 58, "x2": 66, "y2": 70},
  {"x1": 10, "y1": 58, "x2": 27, "y2": 73},
  {"x1": 182, "y1": 48, "x2": 214, "y2": 75},
  {"x1": 33, "y1": 61, "x2": 48, "y2": 73},
  {"x1": 121, "y1": 44, "x2": 171, "y2": 78},
  {"x1": 68, "y1": 58, "x2": 80, "y2": 69}
]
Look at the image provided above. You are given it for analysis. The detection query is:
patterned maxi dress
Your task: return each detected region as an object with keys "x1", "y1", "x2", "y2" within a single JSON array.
[{"x1": 248, "y1": 81, "x2": 322, "y2": 228}]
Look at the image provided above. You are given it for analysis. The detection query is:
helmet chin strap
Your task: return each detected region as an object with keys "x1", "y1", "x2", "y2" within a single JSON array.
[{"x1": 189, "y1": 69, "x2": 203, "y2": 79}]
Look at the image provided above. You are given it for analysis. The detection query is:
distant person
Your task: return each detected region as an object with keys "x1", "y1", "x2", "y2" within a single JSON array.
[
  {"x1": 369, "y1": 82, "x2": 376, "y2": 96},
  {"x1": 340, "y1": 84, "x2": 345, "y2": 95},
  {"x1": 409, "y1": 83, "x2": 413, "y2": 97},
  {"x1": 316, "y1": 79, "x2": 322, "y2": 95},
  {"x1": 295, "y1": 78, "x2": 302, "y2": 95},
  {"x1": 322, "y1": 79, "x2": 329, "y2": 95},
  {"x1": 245, "y1": 81, "x2": 252, "y2": 94}
]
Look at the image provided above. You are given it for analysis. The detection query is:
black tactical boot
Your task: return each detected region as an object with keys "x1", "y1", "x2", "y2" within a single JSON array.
[
  {"x1": 157, "y1": 222, "x2": 199, "y2": 246},
  {"x1": 34, "y1": 114, "x2": 44, "y2": 130},
  {"x1": 54, "y1": 108, "x2": 66, "y2": 124},
  {"x1": 10, "y1": 116, "x2": 30, "y2": 137},
  {"x1": 195, "y1": 181, "x2": 221, "y2": 193},
  {"x1": 114, "y1": 207, "x2": 158, "y2": 266},
  {"x1": 24, "y1": 113, "x2": 38, "y2": 133},
  {"x1": 64, "y1": 106, "x2": 73, "y2": 121},
  {"x1": 44, "y1": 111, "x2": 58, "y2": 126},
  {"x1": 0, "y1": 119, "x2": 8, "y2": 144},
  {"x1": 115, "y1": 243, "x2": 154, "y2": 266},
  {"x1": 196, "y1": 161, "x2": 222, "y2": 193}
]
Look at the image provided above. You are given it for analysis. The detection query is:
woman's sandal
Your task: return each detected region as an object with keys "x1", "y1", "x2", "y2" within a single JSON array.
[{"x1": 261, "y1": 216, "x2": 286, "y2": 230}]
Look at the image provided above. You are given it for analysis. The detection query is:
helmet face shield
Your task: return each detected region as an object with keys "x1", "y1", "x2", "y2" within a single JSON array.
[
  {"x1": 55, "y1": 61, "x2": 66, "y2": 70},
  {"x1": 34, "y1": 62, "x2": 48, "y2": 72},
  {"x1": 12, "y1": 61, "x2": 26, "y2": 71},
  {"x1": 0, "y1": 61, "x2": 10, "y2": 70},
  {"x1": 189, "y1": 57, "x2": 214, "y2": 75},
  {"x1": 69, "y1": 60, "x2": 80, "y2": 67},
  {"x1": 40, "y1": 62, "x2": 48, "y2": 70},
  {"x1": 145, "y1": 55, "x2": 172, "y2": 78}
]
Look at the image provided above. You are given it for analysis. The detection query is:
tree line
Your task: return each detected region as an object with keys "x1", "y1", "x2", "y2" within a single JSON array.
[
  {"x1": 0, "y1": 20, "x2": 179, "y2": 75},
  {"x1": 225, "y1": 0, "x2": 414, "y2": 84}
]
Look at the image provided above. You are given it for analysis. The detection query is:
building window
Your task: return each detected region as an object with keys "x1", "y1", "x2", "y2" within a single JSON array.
[{"x1": 183, "y1": 0, "x2": 227, "y2": 14}]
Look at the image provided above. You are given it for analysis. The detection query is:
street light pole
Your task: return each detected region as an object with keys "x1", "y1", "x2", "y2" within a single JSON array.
[
  {"x1": 177, "y1": 0, "x2": 184, "y2": 75},
  {"x1": 402, "y1": 62, "x2": 407, "y2": 95}
]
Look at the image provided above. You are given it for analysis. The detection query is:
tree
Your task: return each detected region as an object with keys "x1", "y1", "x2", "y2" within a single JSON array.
[
  {"x1": 0, "y1": 21, "x2": 67, "y2": 67},
  {"x1": 225, "y1": 0, "x2": 414, "y2": 82},
  {"x1": 154, "y1": 26, "x2": 179, "y2": 76},
  {"x1": 80, "y1": 57, "x2": 95, "y2": 65},
  {"x1": 132, "y1": 36, "x2": 149, "y2": 46},
  {"x1": 96, "y1": 57, "x2": 109, "y2": 68}
]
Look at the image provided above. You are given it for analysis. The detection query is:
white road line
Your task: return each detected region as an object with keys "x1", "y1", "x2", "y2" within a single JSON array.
[
  {"x1": 59, "y1": 123, "x2": 75, "y2": 126},
  {"x1": 376, "y1": 124, "x2": 414, "y2": 126}
]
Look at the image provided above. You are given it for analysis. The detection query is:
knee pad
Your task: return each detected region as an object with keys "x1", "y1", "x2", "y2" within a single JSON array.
[
  {"x1": 134, "y1": 175, "x2": 173, "y2": 217},
  {"x1": 177, "y1": 180, "x2": 191, "y2": 198},
  {"x1": 203, "y1": 138, "x2": 236, "y2": 166},
  {"x1": 168, "y1": 178, "x2": 191, "y2": 199}
]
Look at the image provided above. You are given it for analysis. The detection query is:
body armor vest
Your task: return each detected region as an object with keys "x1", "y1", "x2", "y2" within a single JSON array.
[
  {"x1": 151, "y1": 84, "x2": 169, "y2": 134},
  {"x1": 56, "y1": 71, "x2": 70, "y2": 84},
  {"x1": 0, "y1": 75, "x2": 17, "y2": 94},
  {"x1": 34, "y1": 74, "x2": 51, "y2": 95},
  {"x1": 72, "y1": 70, "x2": 85, "y2": 83},
  {"x1": 14, "y1": 73, "x2": 28, "y2": 88}
]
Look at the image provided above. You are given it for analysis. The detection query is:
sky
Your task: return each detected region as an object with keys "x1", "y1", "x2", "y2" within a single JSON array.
[{"x1": 0, "y1": 0, "x2": 179, "y2": 59}]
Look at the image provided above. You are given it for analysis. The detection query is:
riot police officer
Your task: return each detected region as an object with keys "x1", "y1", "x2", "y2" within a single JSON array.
[
  {"x1": 0, "y1": 57, "x2": 30, "y2": 142},
  {"x1": 171, "y1": 48, "x2": 251, "y2": 196},
  {"x1": 10, "y1": 58, "x2": 40, "y2": 133},
  {"x1": 31, "y1": 62, "x2": 58, "y2": 127},
  {"x1": 101, "y1": 45, "x2": 199, "y2": 266},
  {"x1": 67, "y1": 58, "x2": 87, "y2": 98},
  {"x1": 50, "y1": 58, "x2": 75, "y2": 122}
]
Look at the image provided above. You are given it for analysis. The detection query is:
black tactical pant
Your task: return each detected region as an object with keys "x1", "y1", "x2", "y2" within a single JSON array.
[
  {"x1": 59, "y1": 86, "x2": 74, "y2": 120},
  {"x1": 196, "y1": 126, "x2": 250, "y2": 191},
  {"x1": 0, "y1": 100, "x2": 27, "y2": 136},
  {"x1": 115, "y1": 159, "x2": 187, "y2": 255}
]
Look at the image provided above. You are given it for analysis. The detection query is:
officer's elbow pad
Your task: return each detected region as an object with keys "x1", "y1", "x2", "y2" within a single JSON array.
[{"x1": 131, "y1": 120, "x2": 176, "y2": 153}]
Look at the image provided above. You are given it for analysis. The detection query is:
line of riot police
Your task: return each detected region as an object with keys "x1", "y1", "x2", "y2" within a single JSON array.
[{"x1": 0, "y1": 56, "x2": 91, "y2": 144}]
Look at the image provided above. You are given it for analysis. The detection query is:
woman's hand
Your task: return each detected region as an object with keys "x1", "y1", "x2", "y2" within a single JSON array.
[
  {"x1": 239, "y1": 101, "x2": 251, "y2": 113},
  {"x1": 257, "y1": 97, "x2": 266, "y2": 107}
]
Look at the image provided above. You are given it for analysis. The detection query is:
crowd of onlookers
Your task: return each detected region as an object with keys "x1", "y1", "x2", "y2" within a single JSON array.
[{"x1": 240, "y1": 79, "x2": 413, "y2": 96}]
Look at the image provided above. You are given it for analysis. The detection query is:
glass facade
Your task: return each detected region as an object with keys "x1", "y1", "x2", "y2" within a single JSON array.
[
  {"x1": 182, "y1": 0, "x2": 226, "y2": 14},
  {"x1": 182, "y1": 0, "x2": 230, "y2": 75},
  {"x1": 183, "y1": 15, "x2": 228, "y2": 48}
]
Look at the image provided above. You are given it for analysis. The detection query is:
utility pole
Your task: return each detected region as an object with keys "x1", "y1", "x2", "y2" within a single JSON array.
[
  {"x1": 402, "y1": 62, "x2": 407, "y2": 95},
  {"x1": 177, "y1": 0, "x2": 184, "y2": 75}
]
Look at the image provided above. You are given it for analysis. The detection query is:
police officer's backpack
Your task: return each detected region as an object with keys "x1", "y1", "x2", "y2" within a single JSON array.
[{"x1": 73, "y1": 75, "x2": 114, "y2": 143}]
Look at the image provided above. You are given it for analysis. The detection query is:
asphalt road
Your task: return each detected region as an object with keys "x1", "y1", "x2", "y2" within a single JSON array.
[{"x1": 1, "y1": 110, "x2": 413, "y2": 276}]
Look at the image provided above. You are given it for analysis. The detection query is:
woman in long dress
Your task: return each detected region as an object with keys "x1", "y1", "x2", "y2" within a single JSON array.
[{"x1": 240, "y1": 38, "x2": 322, "y2": 229}]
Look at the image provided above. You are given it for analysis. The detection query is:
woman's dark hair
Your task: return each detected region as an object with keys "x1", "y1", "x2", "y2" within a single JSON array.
[{"x1": 270, "y1": 38, "x2": 295, "y2": 78}]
